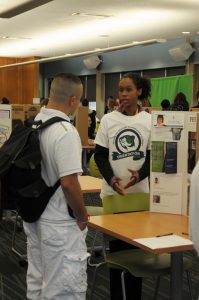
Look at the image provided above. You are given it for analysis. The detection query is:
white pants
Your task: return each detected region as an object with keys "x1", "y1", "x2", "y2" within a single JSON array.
[{"x1": 23, "y1": 220, "x2": 89, "y2": 300}]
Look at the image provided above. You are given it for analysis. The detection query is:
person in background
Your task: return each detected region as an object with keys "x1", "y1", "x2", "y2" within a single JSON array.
[
  {"x1": 94, "y1": 72, "x2": 151, "y2": 300},
  {"x1": 81, "y1": 98, "x2": 96, "y2": 138},
  {"x1": 161, "y1": 99, "x2": 170, "y2": 111},
  {"x1": 23, "y1": 73, "x2": 89, "y2": 300},
  {"x1": 104, "y1": 95, "x2": 115, "y2": 114},
  {"x1": 87, "y1": 115, "x2": 95, "y2": 162},
  {"x1": 1, "y1": 97, "x2": 10, "y2": 104},
  {"x1": 114, "y1": 98, "x2": 120, "y2": 111},
  {"x1": 141, "y1": 98, "x2": 151, "y2": 107},
  {"x1": 169, "y1": 92, "x2": 189, "y2": 111},
  {"x1": 40, "y1": 97, "x2": 49, "y2": 108},
  {"x1": 192, "y1": 90, "x2": 199, "y2": 108}
]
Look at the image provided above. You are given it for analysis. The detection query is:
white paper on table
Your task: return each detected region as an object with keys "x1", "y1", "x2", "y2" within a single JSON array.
[{"x1": 133, "y1": 234, "x2": 193, "y2": 250}]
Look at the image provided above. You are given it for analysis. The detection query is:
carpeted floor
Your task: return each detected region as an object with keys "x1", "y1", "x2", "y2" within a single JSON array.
[{"x1": 0, "y1": 194, "x2": 199, "y2": 300}]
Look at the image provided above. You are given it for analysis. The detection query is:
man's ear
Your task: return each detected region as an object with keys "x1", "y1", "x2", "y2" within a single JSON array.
[{"x1": 69, "y1": 96, "x2": 76, "y2": 106}]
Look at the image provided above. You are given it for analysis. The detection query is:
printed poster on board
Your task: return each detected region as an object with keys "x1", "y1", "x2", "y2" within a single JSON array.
[
  {"x1": 0, "y1": 104, "x2": 12, "y2": 148},
  {"x1": 150, "y1": 111, "x2": 187, "y2": 215}
]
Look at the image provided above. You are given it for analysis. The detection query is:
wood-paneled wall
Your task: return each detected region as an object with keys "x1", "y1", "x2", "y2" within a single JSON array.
[{"x1": 0, "y1": 57, "x2": 39, "y2": 104}]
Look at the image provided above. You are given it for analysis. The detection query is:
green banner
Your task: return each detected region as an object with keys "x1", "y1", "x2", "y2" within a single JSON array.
[{"x1": 150, "y1": 74, "x2": 193, "y2": 107}]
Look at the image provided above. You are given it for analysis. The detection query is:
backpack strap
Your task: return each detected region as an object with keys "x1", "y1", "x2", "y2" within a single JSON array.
[
  {"x1": 40, "y1": 117, "x2": 74, "y2": 218},
  {"x1": 37, "y1": 116, "x2": 69, "y2": 130}
]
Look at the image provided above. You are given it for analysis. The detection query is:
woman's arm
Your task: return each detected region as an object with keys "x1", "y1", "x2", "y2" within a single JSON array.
[
  {"x1": 94, "y1": 144, "x2": 126, "y2": 195},
  {"x1": 94, "y1": 144, "x2": 114, "y2": 185}
]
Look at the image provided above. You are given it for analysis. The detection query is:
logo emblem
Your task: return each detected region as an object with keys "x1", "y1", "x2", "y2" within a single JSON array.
[{"x1": 112, "y1": 128, "x2": 144, "y2": 161}]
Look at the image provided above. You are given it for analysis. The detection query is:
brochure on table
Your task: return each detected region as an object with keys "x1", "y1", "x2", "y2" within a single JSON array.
[
  {"x1": 150, "y1": 111, "x2": 197, "y2": 215},
  {"x1": 0, "y1": 104, "x2": 12, "y2": 148}
]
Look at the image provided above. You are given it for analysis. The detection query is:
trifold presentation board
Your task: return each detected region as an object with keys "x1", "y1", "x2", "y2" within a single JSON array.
[
  {"x1": 150, "y1": 111, "x2": 198, "y2": 216},
  {"x1": 0, "y1": 104, "x2": 12, "y2": 148}
]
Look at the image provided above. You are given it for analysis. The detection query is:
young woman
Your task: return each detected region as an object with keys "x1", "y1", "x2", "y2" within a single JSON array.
[{"x1": 94, "y1": 72, "x2": 151, "y2": 300}]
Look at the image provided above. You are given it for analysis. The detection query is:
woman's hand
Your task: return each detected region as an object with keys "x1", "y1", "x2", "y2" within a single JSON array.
[
  {"x1": 123, "y1": 169, "x2": 139, "y2": 189},
  {"x1": 110, "y1": 176, "x2": 126, "y2": 195},
  {"x1": 88, "y1": 139, "x2": 95, "y2": 146}
]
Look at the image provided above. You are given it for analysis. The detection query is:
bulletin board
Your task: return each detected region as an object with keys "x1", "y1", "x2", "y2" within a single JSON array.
[{"x1": 150, "y1": 111, "x2": 197, "y2": 216}]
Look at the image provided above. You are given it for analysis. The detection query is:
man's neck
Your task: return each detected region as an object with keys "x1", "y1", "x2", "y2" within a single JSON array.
[{"x1": 47, "y1": 100, "x2": 70, "y2": 116}]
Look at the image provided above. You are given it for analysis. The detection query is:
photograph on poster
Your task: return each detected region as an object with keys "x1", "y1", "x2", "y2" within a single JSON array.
[
  {"x1": 150, "y1": 173, "x2": 183, "y2": 213},
  {"x1": 154, "y1": 177, "x2": 159, "y2": 184},
  {"x1": 154, "y1": 114, "x2": 166, "y2": 127},
  {"x1": 153, "y1": 195, "x2": 160, "y2": 203},
  {"x1": 151, "y1": 141, "x2": 177, "y2": 174},
  {"x1": 152, "y1": 112, "x2": 185, "y2": 142},
  {"x1": 151, "y1": 141, "x2": 165, "y2": 172}
]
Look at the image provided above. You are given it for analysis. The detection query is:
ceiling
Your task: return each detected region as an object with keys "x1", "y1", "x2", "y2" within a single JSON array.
[{"x1": 0, "y1": 0, "x2": 199, "y2": 58}]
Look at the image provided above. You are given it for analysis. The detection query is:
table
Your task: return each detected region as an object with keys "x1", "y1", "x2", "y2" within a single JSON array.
[
  {"x1": 88, "y1": 211, "x2": 193, "y2": 300},
  {"x1": 79, "y1": 175, "x2": 102, "y2": 194}
]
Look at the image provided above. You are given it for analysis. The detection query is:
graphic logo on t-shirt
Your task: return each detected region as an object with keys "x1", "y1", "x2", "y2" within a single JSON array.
[{"x1": 112, "y1": 128, "x2": 144, "y2": 161}]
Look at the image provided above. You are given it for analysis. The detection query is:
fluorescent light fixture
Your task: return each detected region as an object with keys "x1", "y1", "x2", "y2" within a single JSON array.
[
  {"x1": 182, "y1": 31, "x2": 190, "y2": 34},
  {"x1": 0, "y1": 38, "x2": 167, "y2": 69},
  {"x1": 0, "y1": 0, "x2": 53, "y2": 18}
]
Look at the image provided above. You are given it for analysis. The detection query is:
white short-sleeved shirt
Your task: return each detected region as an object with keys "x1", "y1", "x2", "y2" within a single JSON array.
[
  {"x1": 190, "y1": 161, "x2": 199, "y2": 254},
  {"x1": 34, "y1": 108, "x2": 82, "y2": 221},
  {"x1": 95, "y1": 110, "x2": 151, "y2": 197}
]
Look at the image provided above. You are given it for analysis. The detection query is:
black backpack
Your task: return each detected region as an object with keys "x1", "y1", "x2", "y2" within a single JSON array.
[{"x1": 0, "y1": 116, "x2": 73, "y2": 222}]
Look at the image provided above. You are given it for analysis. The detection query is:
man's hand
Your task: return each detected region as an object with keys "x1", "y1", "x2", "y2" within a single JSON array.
[
  {"x1": 123, "y1": 169, "x2": 139, "y2": 189},
  {"x1": 110, "y1": 176, "x2": 126, "y2": 195},
  {"x1": 77, "y1": 220, "x2": 87, "y2": 231}
]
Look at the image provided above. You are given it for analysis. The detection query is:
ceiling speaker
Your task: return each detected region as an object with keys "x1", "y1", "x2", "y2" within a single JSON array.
[
  {"x1": 83, "y1": 55, "x2": 102, "y2": 69},
  {"x1": 169, "y1": 43, "x2": 195, "y2": 62}
]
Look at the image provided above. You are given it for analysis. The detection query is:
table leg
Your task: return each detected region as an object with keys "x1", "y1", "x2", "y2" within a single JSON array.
[
  {"x1": 82, "y1": 149, "x2": 89, "y2": 174},
  {"x1": 170, "y1": 252, "x2": 183, "y2": 300}
]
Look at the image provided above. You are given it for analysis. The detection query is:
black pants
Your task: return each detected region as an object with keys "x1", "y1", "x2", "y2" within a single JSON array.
[{"x1": 109, "y1": 239, "x2": 142, "y2": 300}]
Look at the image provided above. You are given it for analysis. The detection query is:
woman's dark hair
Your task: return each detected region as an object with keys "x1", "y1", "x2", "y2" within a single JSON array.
[
  {"x1": 1, "y1": 97, "x2": 10, "y2": 104},
  {"x1": 81, "y1": 98, "x2": 89, "y2": 107},
  {"x1": 161, "y1": 99, "x2": 170, "y2": 110},
  {"x1": 173, "y1": 92, "x2": 189, "y2": 111},
  {"x1": 121, "y1": 73, "x2": 151, "y2": 100}
]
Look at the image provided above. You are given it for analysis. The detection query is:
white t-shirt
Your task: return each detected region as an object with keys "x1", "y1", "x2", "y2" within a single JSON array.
[
  {"x1": 95, "y1": 110, "x2": 151, "y2": 197},
  {"x1": 34, "y1": 108, "x2": 82, "y2": 221},
  {"x1": 190, "y1": 161, "x2": 199, "y2": 254}
]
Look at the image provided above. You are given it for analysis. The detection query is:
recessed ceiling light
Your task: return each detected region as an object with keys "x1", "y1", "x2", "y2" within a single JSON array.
[
  {"x1": 182, "y1": 31, "x2": 190, "y2": 34},
  {"x1": 99, "y1": 35, "x2": 109, "y2": 38}
]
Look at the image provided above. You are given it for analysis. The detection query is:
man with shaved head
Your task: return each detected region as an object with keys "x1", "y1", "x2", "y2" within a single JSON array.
[{"x1": 23, "y1": 73, "x2": 89, "y2": 300}]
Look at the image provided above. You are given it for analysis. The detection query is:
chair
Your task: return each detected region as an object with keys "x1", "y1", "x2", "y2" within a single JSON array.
[
  {"x1": 89, "y1": 193, "x2": 193, "y2": 300},
  {"x1": 88, "y1": 154, "x2": 102, "y2": 179}
]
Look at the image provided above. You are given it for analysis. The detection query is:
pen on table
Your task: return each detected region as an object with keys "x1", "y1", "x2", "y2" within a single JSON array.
[{"x1": 156, "y1": 233, "x2": 173, "y2": 237}]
